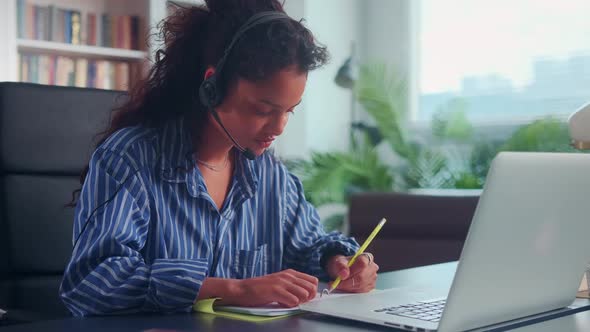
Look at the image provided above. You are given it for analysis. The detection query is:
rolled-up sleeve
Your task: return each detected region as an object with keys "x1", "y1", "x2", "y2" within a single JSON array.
[
  {"x1": 59, "y1": 148, "x2": 209, "y2": 316},
  {"x1": 281, "y1": 173, "x2": 360, "y2": 280}
]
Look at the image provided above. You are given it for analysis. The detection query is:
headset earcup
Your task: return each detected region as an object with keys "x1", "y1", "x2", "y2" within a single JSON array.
[{"x1": 199, "y1": 75, "x2": 222, "y2": 108}]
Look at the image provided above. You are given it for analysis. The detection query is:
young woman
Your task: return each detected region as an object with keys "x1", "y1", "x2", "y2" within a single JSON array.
[{"x1": 60, "y1": 0, "x2": 379, "y2": 316}]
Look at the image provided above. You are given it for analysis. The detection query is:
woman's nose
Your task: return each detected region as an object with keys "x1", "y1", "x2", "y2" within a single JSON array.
[{"x1": 269, "y1": 112, "x2": 289, "y2": 136}]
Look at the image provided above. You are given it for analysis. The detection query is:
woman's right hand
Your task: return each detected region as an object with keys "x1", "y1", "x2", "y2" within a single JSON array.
[{"x1": 228, "y1": 269, "x2": 318, "y2": 308}]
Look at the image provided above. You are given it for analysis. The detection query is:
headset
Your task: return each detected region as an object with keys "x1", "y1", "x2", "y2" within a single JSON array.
[
  {"x1": 199, "y1": 11, "x2": 291, "y2": 160},
  {"x1": 71, "y1": 11, "x2": 291, "y2": 252}
]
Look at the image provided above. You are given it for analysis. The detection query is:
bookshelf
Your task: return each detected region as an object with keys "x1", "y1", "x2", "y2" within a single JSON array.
[
  {"x1": 0, "y1": 0, "x2": 206, "y2": 91},
  {"x1": 17, "y1": 39, "x2": 148, "y2": 60}
]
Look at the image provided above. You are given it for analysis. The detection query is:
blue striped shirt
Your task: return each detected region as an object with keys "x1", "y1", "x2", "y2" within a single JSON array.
[{"x1": 59, "y1": 116, "x2": 359, "y2": 316}]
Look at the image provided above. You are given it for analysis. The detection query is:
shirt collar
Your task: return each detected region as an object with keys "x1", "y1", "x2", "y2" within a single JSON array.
[{"x1": 157, "y1": 116, "x2": 259, "y2": 199}]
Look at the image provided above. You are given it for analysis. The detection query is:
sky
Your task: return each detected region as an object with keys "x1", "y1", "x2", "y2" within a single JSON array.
[{"x1": 419, "y1": 0, "x2": 590, "y2": 94}]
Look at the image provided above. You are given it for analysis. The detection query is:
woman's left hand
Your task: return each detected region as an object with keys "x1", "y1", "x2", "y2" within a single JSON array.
[{"x1": 325, "y1": 252, "x2": 379, "y2": 293}]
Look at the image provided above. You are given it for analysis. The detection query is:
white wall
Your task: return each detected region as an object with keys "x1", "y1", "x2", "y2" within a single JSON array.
[
  {"x1": 276, "y1": 0, "x2": 309, "y2": 159},
  {"x1": 358, "y1": 0, "x2": 412, "y2": 126},
  {"x1": 277, "y1": 0, "x2": 413, "y2": 160},
  {"x1": 358, "y1": 0, "x2": 413, "y2": 164},
  {"x1": 276, "y1": 0, "x2": 361, "y2": 159},
  {"x1": 360, "y1": 0, "x2": 411, "y2": 75},
  {"x1": 303, "y1": 0, "x2": 361, "y2": 155},
  {"x1": 0, "y1": 0, "x2": 18, "y2": 82}
]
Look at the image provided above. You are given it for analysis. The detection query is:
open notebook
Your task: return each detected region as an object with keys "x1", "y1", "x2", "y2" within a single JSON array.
[
  {"x1": 193, "y1": 283, "x2": 357, "y2": 321},
  {"x1": 216, "y1": 291, "x2": 353, "y2": 316}
]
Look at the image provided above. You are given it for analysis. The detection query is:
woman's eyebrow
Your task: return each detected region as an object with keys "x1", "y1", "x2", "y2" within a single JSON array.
[{"x1": 259, "y1": 99, "x2": 302, "y2": 109}]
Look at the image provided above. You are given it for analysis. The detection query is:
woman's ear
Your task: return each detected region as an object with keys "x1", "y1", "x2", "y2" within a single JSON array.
[{"x1": 204, "y1": 67, "x2": 216, "y2": 80}]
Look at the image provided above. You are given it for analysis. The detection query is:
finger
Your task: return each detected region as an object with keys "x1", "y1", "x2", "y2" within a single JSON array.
[
  {"x1": 355, "y1": 263, "x2": 379, "y2": 286},
  {"x1": 335, "y1": 273, "x2": 362, "y2": 292},
  {"x1": 290, "y1": 276, "x2": 318, "y2": 302},
  {"x1": 283, "y1": 270, "x2": 318, "y2": 300},
  {"x1": 283, "y1": 281, "x2": 313, "y2": 304},
  {"x1": 274, "y1": 287, "x2": 301, "y2": 308},
  {"x1": 329, "y1": 256, "x2": 351, "y2": 280},
  {"x1": 337, "y1": 280, "x2": 359, "y2": 292},
  {"x1": 338, "y1": 265, "x2": 378, "y2": 292},
  {"x1": 348, "y1": 254, "x2": 371, "y2": 276},
  {"x1": 349, "y1": 258, "x2": 379, "y2": 280},
  {"x1": 284, "y1": 269, "x2": 319, "y2": 286}
]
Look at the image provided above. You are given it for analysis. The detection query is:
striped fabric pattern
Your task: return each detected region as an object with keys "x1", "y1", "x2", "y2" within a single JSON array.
[{"x1": 59, "y1": 116, "x2": 359, "y2": 316}]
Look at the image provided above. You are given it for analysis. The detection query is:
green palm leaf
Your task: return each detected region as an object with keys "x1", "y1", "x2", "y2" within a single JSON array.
[
  {"x1": 354, "y1": 63, "x2": 414, "y2": 160},
  {"x1": 287, "y1": 146, "x2": 394, "y2": 206}
]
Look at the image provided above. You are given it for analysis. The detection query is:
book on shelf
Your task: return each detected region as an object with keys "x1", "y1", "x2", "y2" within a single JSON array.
[
  {"x1": 16, "y1": 0, "x2": 142, "y2": 50},
  {"x1": 64, "y1": 9, "x2": 72, "y2": 44},
  {"x1": 87, "y1": 13, "x2": 97, "y2": 46},
  {"x1": 101, "y1": 14, "x2": 111, "y2": 49},
  {"x1": 75, "y1": 58, "x2": 88, "y2": 87},
  {"x1": 19, "y1": 54, "x2": 132, "y2": 91}
]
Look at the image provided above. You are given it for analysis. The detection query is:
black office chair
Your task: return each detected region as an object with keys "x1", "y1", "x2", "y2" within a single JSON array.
[{"x1": 0, "y1": 82, "x2": 122, "y2": 324}]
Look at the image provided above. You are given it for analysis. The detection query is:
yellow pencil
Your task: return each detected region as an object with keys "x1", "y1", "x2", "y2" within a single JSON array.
[{"x1": 322, "y1": 218, "x2": 387, "y2": 296}]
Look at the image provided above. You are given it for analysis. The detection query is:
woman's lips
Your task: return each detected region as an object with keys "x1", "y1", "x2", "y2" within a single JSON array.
[{"x1": 256, "y1": 137, "x2": 275, "y2": 149}]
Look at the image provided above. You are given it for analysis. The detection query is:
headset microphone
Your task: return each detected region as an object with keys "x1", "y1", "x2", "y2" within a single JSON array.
[
  {"x1": 208, "y1": 103, "x2": 257, "y2": 160},
  {"x1": 198, "y1": 11, "x2": 290, "y2": 161}
]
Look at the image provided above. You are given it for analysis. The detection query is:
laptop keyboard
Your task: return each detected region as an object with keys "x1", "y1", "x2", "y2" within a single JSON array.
[{"x1": 374, "y1": 298, "x2": 446, "y2": 322}]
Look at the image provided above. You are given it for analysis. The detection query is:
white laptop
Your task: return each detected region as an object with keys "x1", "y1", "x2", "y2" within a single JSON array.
[{"x1": 301, "y1": 152, "x2": 590, "y2": 331}]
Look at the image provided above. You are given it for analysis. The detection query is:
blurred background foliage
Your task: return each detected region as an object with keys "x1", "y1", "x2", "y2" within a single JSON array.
[{"x1": 286, "y1": 62, "x2": 581, "y2": 230}]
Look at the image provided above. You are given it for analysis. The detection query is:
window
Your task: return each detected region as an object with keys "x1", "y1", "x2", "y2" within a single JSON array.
[{"x1": 417, "y1": 0, "x2": 590, "y2": 123}]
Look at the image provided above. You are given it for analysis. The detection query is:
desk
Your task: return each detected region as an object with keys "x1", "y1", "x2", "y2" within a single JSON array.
[{"x1": 1, "y1": 262, "x2": 589, "y2": 332}]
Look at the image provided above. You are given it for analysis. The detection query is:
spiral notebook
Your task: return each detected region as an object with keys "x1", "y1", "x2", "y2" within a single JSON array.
[{"x1": 193, "y1": 291, "x2": 353, "y2": 322}]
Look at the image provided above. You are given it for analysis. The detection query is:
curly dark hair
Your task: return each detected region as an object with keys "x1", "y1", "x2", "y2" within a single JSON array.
[{"x1": 72, "y1": 0, "x2": 329, "y2": 204}]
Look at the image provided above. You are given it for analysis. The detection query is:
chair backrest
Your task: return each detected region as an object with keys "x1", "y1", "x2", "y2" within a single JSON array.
[
  {"x1": 0, "y1": 82, "x2": 122, "y2": 317},
  {"x1": 348, "y1": 192, "x2": 480, "y2": 271},
  {"x1": 349, "y1": 192, "x2": 480, "y2": 239}
]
